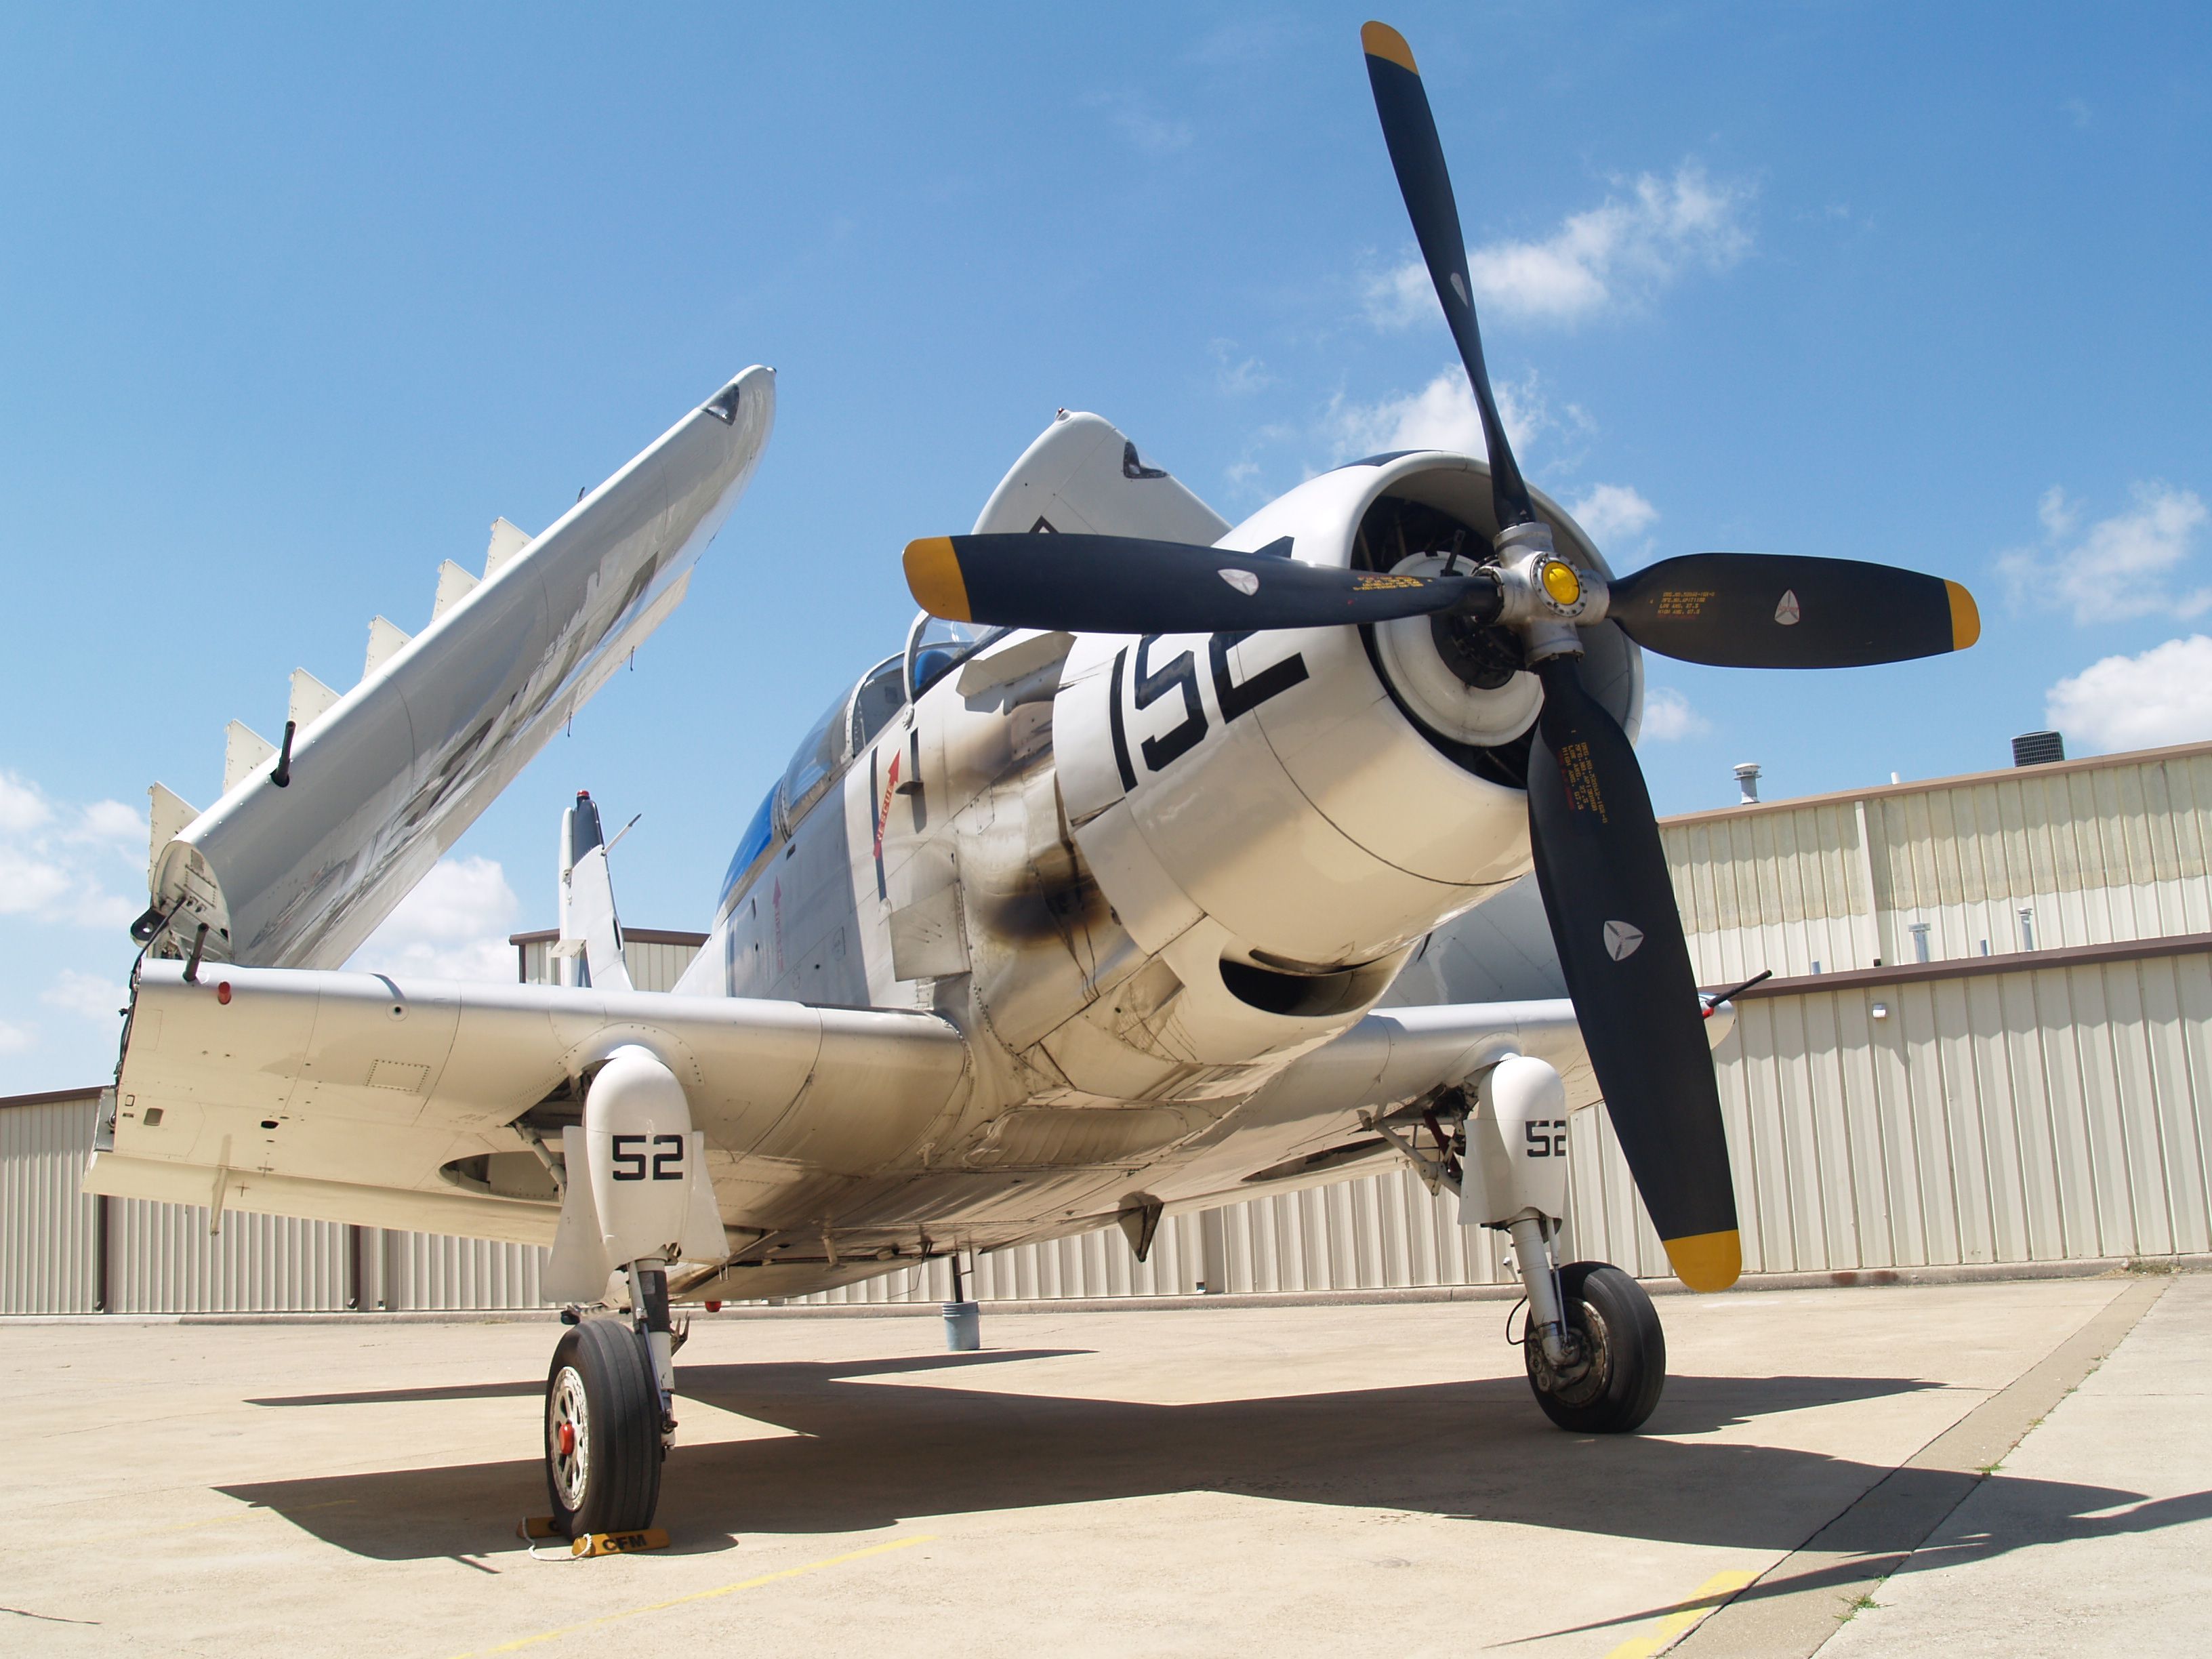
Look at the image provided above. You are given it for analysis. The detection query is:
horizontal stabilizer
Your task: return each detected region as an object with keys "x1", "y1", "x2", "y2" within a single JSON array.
[{"x1": 144, "y1": 366, "x2": 776, "y2": 969}]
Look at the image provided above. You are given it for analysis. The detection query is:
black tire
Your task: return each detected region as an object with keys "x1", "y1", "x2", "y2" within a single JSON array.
[
  {"x1": 544, "y1": 1317, "x2": 662, "y2": 1537},
  {"x1": 1523, "y1": 1261, "x2": 1666, "y2": 1434}
]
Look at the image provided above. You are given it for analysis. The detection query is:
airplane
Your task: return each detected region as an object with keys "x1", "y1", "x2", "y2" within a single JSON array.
[{"x1": 84, "y1": 22, "x2": 1980, "y2": 1542}]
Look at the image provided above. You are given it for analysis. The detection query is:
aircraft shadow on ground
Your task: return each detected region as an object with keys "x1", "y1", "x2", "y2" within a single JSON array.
[{"x1": 219, "y1": 1345, "x2": 2207, "y2": 1568}]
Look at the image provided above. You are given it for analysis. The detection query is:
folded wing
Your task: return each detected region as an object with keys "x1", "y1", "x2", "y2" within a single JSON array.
[{"x1": 144, "y1": 367, "x2": 775, "y2": 970}]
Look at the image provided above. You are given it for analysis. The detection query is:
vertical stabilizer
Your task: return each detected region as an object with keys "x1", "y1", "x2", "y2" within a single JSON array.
[{"x1": 559, "y1": 791, "x2": 632, "y2": 994}]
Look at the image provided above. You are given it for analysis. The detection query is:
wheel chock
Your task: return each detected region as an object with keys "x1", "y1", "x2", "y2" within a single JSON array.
[
  {"x1": 516, "y1": 1517, "x2": 671, "y2": 1557},
  {"x1": 571, "y1": 1529, "x2": 670, "y2": 1557}
]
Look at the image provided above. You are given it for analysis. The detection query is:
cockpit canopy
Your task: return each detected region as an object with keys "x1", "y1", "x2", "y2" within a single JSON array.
[{"x1": 716, "y1": 613, "x2": 1010, "y2": 918}]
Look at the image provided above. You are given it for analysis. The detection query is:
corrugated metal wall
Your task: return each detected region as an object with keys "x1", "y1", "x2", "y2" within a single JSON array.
[
  {"x1": 7, "y1": 743, "x2": 2210, "y2": 1315},
  {"x1": 515, "y1": 935, "x2": 697, "y2": 994},
  {"x1": 1, "y1": 1094, "x2": 100, "y2": 1313},
  {"x1": 1665, "y1": 741, "x2": 2212, "y2": 982}
]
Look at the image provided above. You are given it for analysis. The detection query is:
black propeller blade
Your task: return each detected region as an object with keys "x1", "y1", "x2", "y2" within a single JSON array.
[
  {"x1": 1362, "y1": 21, "x2": 1534, "y2": 533},
  {"x1": 904, "y1": 533, "x2": 1498, "y2": 636},
  {"x1": 1525, "y1": 657, "x2": 1740, "y2": 1290},
  {"x1": 1364, "y1": 20, "x2": 1740, "y2": 1289},
  {"x1": 1608, "y1": 552, "x2": 1981, "y2": 669}
]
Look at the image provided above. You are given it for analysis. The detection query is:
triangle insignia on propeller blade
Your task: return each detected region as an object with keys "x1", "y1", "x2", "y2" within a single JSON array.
[
  {"x1": 1218, "y1": 569, "x2": 1259, "y2": 595},
  {"x1": 1775, "y1": 589, "x2": 1801, "y2": 626},
  {"x1": 1603, "y1": 920, "x2": 1645, "y2": 961}
]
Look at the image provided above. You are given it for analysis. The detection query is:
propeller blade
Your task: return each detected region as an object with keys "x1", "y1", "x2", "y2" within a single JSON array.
[
  {"x1": 1607, "y1": 554, "x2": 1980, "y2": 670},
  {"x1": 1525, "y1": 656, "x2": 1740, "y2": 1292},
  {"x1": 903, "y1": 533, "x2": 1497, "y2": 636},
  {"x1": 1362, "y1": 22, "x2": 1534, "y2": 533}
]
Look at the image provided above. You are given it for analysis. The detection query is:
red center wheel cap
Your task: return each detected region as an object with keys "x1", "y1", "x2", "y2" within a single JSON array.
[{"x1": 558, "y1": 1422, "x2": 575, "y2": 1456}]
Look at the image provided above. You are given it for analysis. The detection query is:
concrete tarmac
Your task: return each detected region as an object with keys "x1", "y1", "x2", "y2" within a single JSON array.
[{"x1": 1, "y1": 1274, "x2": 2203, "y2": 1658}]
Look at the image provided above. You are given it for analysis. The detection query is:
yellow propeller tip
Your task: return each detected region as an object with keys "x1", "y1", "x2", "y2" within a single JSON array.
[
  {"x1": 1361, "y1": 21, "x2": 1418, "y2": 73},
  {"x1": 1945, "y1": 579, "x2": 1981, "y2": 651},
  {"x1": 902, "y1": 537, "x2": 972, "y2": 622},
  {"x1": 1663, "y1": 1229, "x2": 1742, "y2": 1292}
]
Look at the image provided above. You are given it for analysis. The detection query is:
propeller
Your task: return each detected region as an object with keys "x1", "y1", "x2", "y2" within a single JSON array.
[
  {"x1": 1361, "y1": 17, "x2": 1740, "y2": 1291},
  {"x1": 894, "y1": 22, "x2": 1986, "y2": 1294}
]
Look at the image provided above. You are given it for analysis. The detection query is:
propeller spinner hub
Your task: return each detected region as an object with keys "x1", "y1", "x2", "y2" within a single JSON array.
[{"x1": 1539, "y1": 558, "x2": 1584, "y2": 611}]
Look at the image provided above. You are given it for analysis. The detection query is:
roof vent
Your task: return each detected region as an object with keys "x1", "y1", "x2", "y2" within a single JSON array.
[
  {"x1": 2012, "y1": 731, "x2": 2065, "y2": 767},
  {"x1": 1734, "y1": 762, "x2": 1761, "y2": 804}
]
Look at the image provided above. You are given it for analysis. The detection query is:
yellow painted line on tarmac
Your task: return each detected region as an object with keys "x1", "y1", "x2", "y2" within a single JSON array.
[
  {"x1": 448, "y1": 1533, "x2": 935, "y2": 1658},
  {"x1": 1603, "y1": 1568, "x2": 1760, "y2": 1659}
]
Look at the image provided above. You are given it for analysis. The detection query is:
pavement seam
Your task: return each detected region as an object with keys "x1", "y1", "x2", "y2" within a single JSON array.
[{"x1": 1664, "y1": 1273, "x2": 2171, "y2": 1659}]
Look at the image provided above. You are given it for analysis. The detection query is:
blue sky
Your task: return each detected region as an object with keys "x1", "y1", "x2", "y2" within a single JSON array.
[{"x1": 3, "y1": 3, "x2": 2209, "y2": 1090}]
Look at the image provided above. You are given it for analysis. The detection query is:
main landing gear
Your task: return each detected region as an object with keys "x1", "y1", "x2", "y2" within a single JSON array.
[
  {"x1": 1519, "y1": 1256, "x2": 1665, "y2": 1434},
  {"x1": 544, "y1": 1264, "x2": 678, "y2": 1538},
  {"x1": 1388, "y1": 1052, "x2": 1670, "y2": 1434}
]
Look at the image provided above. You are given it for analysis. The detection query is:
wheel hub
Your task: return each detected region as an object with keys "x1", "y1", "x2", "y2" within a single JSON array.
[
  {"x1": 1532, "y1": 1301, "x2": 1611, "y2": 1407},
  {"x1": 549, "y1": 1364, "x2": 590, "y2": 1510}
]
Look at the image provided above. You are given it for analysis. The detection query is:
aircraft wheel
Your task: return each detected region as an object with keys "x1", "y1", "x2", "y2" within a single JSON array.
[
  {"x1": 1523, "y1": 1261, "x2": 1665, "y2": 1434},
  {"x1": 545, "y1": 1317, "x2": 663, "y2": 1537}
]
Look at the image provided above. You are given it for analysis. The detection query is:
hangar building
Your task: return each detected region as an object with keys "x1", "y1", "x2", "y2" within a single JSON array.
[{"x1": 7, "y1": 737, "x2": 2210, "y2": 1314}]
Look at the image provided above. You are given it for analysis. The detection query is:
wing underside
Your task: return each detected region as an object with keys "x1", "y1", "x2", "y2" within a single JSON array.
[{"x1": 87, "y1": 960, "x2": 970, "y2": 1247}]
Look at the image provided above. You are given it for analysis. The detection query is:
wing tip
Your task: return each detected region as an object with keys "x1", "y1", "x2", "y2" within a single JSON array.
[
  {"x1": 903, "y1": 537, "x2": 972, "y2": 623},
  {"x1": 1361, "y1": 21, "x2": 1418, "y2": 73},
  {"x1": 1663, "y1": 1228, "x2": 1742, "y2": 1292},
  {"x1": 1945, "y1": 579, "x2": 1981, "y2": 651}
]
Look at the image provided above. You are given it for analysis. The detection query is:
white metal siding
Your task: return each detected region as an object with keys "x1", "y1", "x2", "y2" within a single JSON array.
[
  {"x1": 1665, "y1": 743, "x2": 2212, "y2": 982},
  {"x1": 0, "y1": 1097, "x2": 99, "y2": 1313}
]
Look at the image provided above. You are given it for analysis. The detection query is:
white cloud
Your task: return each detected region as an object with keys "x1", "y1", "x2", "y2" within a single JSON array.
[
  {"x1": 1328, "y1": 366, "x2": 1586, "y2": 468},
  {"x1": 0, "y1": 772, "x2": 141, "y2": 928},
  {"x1": 1567, "y1": 483, "x2": 1658, "y2": 547},
  {"x1": 2046, "y1": 636, "x2": 2212, "y2": 754},
  {"x1": 0, "y1": 772, "x2": 52, "y2": 834},
  {"x1": 75, "y1": 799, "x2": 146, "y2": 844},
  {"x1": 1997, "y1": 483, "x2": 2211, "y2": 621},
  {"x1": 41, "y1": 968, "x2": 125, "y2": 1022},
  {"x1": 1639, "y1": 687, "x2": 1711, "y2": 741},
  {"x1": 1086, "y1": 90, "x2": 1192, "y2": 157},
  {"x1": 348, "y1": 855, "x2": 520, "y2": 983},
  {"x1": 0, "y1": 1019, "x2": 35, "y2": 1055},
  {"x1": 1210, "y1": 340, "x2": 1273, "y2": 396},
  {"x1": 1366, "y1": 163, "x2": 1753, "y2": 329}
]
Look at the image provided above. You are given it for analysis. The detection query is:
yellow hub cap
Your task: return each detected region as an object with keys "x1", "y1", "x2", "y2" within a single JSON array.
[{"x1": 1540, "y1": 558, "x2": 1582, "y2": 609}]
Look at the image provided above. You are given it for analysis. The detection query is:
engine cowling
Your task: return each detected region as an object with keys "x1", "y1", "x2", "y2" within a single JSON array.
[{"x1": 1052, "y1": 452, "x2": 1641, "y2": 975}]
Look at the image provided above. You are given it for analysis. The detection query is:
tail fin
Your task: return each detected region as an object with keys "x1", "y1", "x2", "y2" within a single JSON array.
[{"x1": 558, "y1": 791, "x2": 632, "y2": 994}]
